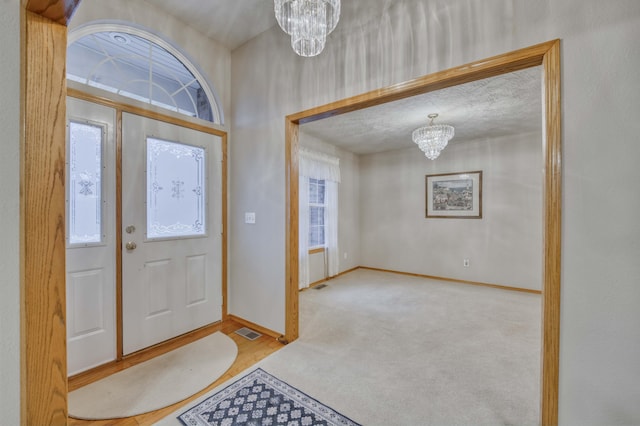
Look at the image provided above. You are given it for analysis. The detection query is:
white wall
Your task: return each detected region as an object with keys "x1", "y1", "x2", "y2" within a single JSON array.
[
  {"x1": 229, "y1": 0, "x2": 640, "y2": 423},
  {"x1": 336, "y1": 147, "x2": 361, "y2": 273},
  {"x1": 0, "y1": 0, "x2": 21, "y2": 424},
  {"x1": 308, "y1": 251, "x2": 325, "y2": 284},
  {"x1": 360, "y1": 132, "x2": 543, "y2": 290}
]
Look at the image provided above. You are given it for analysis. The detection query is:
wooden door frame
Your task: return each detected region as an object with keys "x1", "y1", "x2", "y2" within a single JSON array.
[
  {"x1": 66, "y1": 88, "x2": 229, "y2": 362},
  {"x1": 21, "y1": 2, "x2": 560, "y2": 422},
  {"x1": 284, "y1": 40, "x2": 562, "y2": 425},
  {"x1": 21, "y1": 1, "x2": 228, "y2": 423},
  {"x1": 22, "y1": 2, "x2": 81, "y2": 424}
]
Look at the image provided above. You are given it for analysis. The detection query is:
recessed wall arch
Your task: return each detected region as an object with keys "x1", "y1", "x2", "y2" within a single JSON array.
[
  {"x1": 68, "y1": 21, "x2": 225, "y2": 125},
  {"x1": 284, "y1": 40, "x2": 562, "y2": 425}
]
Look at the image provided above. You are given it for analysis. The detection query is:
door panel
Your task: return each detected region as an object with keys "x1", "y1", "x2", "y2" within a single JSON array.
[
  {"x1": 122, "y1": 113, "x2": 222, "y2": 355},
  {"x1": 65, "y1": 98, "x2": 117, "y2": 375}
]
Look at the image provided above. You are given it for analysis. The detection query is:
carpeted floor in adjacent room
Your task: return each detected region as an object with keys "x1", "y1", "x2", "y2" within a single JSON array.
[{"x1": 159, "y1": 268, "x2": 541, "y2": 425}]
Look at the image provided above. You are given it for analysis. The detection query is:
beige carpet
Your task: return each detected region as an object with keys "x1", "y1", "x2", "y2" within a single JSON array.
[
  {"x1": 69, "y1": 331, "x2": 237, "y2": 419},
  {"x1": 158, "y1": 269, "x2": 540, "y2": 425}
]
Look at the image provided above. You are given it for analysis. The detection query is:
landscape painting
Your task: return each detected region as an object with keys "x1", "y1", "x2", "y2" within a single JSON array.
[{"x1": 426, "y1": 171, "x2": 482, "y2": 218}]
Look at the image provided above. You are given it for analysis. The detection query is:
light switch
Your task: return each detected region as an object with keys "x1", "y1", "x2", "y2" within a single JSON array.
[{"x1": 245, "y1": 212, "x2": 256, "y2": 224}]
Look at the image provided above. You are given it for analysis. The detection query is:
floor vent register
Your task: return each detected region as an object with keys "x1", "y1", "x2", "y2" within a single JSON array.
[{"x1": 235, "y1": 327, "x2": 262, "y2": 341}]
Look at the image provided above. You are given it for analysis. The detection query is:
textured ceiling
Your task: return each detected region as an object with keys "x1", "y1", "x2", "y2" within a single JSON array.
[
  {"x1": 148, "y1": 1, "x2": 542, "y2": 155},
  {"x1": 151, "y1": 0, "x2": 394, "y2": 51},
  {"x1": 302, "y1": 66, "x2": 543, "y2": 155}
]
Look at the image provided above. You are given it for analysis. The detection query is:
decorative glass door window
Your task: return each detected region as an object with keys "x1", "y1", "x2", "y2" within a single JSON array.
[
  {"x1": 146, "y1": 137, "x2": 206, "y2": 239},
  {"x1": 68, "y1": 121, "x2": 104, "y2": 245},
  {"x1": 308, "y1": 178, "x2": 326, "y2": 248}
]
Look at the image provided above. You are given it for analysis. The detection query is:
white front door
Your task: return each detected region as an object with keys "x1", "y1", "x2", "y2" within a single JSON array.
[
  {"x1": 65, "y1": 98, "x2": 117, "y2": 375},
  {"x1": 121, "y1": 113, "x2": 223, "y2": 355}
]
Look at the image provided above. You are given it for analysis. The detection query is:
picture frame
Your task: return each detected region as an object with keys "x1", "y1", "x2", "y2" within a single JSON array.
[{"x1": 425, "y1": 171, "x2": 482, "y2": 218}]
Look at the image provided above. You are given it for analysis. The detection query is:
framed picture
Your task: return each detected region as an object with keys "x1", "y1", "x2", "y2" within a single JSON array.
[{"x1": 425, "y1": 171, "x2": 482, "y2": 218}]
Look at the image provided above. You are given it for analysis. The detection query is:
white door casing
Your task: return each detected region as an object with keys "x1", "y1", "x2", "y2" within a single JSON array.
[
  {"x1": 121, "y1": 113, "x2": 223, "y2": 355},
  {"x1": 65, "y1": 98, "x2": 117, "y2": 375}
]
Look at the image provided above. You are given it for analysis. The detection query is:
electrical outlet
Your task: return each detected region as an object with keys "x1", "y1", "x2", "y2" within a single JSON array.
[
  {"x1": 344, "y1": 252, "x2": 348, "y2": 259},
  {"x1": 245, "y1": 212, "x2": 256, "y2": 224},
  {"x1": 463, "y1": 258, "x2": 470, "y2": 267}
]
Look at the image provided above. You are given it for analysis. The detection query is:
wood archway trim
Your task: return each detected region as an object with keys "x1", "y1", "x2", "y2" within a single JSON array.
[
  {"x1": 25, "y1": 0, "x2": 81, "y2": 25},
  {"x1": 22, "y1": 1, "x2": 82, "y2": 425},
  {"x1": 284, "y1": 40, "x2": 562, "y2": 425}
]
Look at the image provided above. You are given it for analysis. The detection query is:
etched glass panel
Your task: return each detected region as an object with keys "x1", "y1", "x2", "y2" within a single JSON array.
[
  {"x1": 69, "y1": 121, "x2": 103, "y2": 244},
  {"x1": 147, "y1": 138, "x2": 206, "y2": 239}
]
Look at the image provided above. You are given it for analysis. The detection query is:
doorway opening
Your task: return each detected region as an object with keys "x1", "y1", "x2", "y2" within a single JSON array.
[
  {"x1": 65, "y1": 91, "x2": 228, "y2": 378},
  {"x1": 64, "y1": 22, "x2": 228, "y2": 378},
  {"x1": 284, "y1": 40, "x2": 562, "y2": 424}
]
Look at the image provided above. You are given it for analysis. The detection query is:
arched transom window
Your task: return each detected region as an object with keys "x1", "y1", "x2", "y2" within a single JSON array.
[{"x1": 67, "y1": 24, "x2": 223, "y2": 124}]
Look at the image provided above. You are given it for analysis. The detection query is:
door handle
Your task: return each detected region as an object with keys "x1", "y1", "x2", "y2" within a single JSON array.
[{"x1": 125, "y1": 241, "x2": 137, "y2": 251}]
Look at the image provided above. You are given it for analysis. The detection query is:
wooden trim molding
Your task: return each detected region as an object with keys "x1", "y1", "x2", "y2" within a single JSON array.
[
  {"x1": 304, "y1": 266, "x2": 539, "y2": 294},
  {"x1": 228, "y1": 315, "x2": 282, "y2": 340},
  {"x1": 115, "y1": 109, "x2": 124, "y2": 360},
  {"x1": 68, "y1": 321, "x2": 223, "y2": 392},
  {"x1": 302, "y1": 266, "x2": 360, "y2": 290},
  {"x1": 20, "y1": 2, "x2": 238, "y2": 424},
  {"x1": 308, "y1": 247, "x2": 325, "y2": 255},
  {"x1": 306, "y1": 278, "x2": 329, "y2": 288},
  {"x1": 300, "y1": 266, "x2": 361, "y2": 291},
  {"x1": 67, "y1": 88, "x2": 226, "y2": 137},
  {"x1": 285, "y1": 40, "x2": 562, "y2": 425},
  {"x1": 288, "y1": 43, "x2": 554, "y2": 126},
  {"x1": 67, "y1": 90, "x2": 230, "y2": 366},
  {"x1": 222, "y1": 133, "x2": 229, "y2": 320},
  {"x1": 540, "y1": 39, "x2": 562, "y2": 426},
  {"x1": 358, "y1": 266, "x2": 542, "y2": 295},
  {"x1": 25, "y1": 0, "x2": 81, "y2": 25},
  {"x1": 285, "y1": 118, "x2": 299, "y2": 343},
  {"x1": 21, "y1": 8, "x2": 77, "y2": 426}
]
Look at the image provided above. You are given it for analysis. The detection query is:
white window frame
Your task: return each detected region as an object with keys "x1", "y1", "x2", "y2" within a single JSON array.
[{"x1": 308, "y1": 178, "x2": 326, "y2": 249}]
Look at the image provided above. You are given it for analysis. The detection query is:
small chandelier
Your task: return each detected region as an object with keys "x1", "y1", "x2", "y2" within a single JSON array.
[
  {"x1": 274, "y1": 0, "x2": 341, "y2": 57},
  {"x1": 412, "y1": 113, "x2": 455, "y2": 160}
]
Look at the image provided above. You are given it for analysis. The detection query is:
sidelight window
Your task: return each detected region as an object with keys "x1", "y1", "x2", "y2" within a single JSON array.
[{"x1": 67, "y1": 121, "x2": 105, "y2": 245}]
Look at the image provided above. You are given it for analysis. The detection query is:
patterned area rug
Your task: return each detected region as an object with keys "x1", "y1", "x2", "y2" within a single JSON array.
[{"x1": 178, "y1": 368, "x2": 360, "y2": 426}]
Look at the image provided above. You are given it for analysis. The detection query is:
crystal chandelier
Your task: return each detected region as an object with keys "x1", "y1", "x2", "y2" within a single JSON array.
[
  {"x1": 412, "y1": 113, "x2": 455, "y2": 160},
  {"x1": 274, "y1": 0, "x2": 341, "y2": 57}
]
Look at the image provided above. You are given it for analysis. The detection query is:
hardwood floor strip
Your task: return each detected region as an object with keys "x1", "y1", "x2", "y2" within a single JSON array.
[
  {"x1": 227, "y1": 315, "x2": 282, "y2": 340},
  {"x1": 70, "y1": 321, "x2": 222, "y2": 391},
  {"x1": 67, "y1": 319, "x2": 283, "y2": 425}
]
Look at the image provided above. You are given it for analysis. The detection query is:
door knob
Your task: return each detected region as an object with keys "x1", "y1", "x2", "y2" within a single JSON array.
[{"x1": 125, "y1": 241, "x2": 137, "y2": 251}]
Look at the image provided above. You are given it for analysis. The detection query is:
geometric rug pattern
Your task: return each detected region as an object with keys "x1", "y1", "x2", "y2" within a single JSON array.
[{"x1": 178, "y1": 368, "x2": 360, "y2": 426}]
